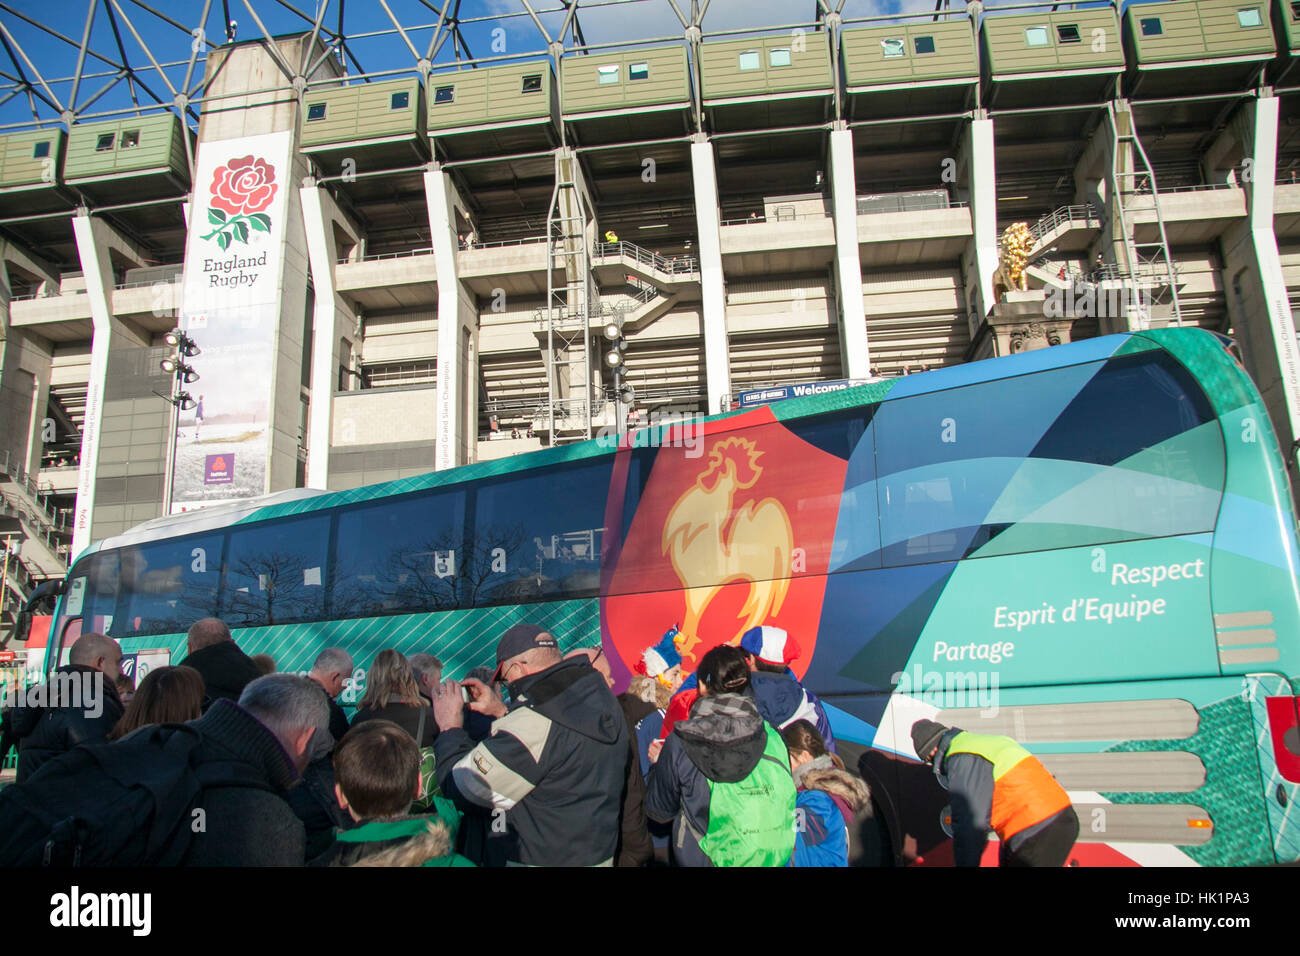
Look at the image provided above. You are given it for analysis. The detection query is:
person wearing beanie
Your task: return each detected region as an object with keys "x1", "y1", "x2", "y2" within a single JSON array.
[
  {"x1": 911, "y1": 719, "x2": 1078, "y2": 867},
  {"x1": 739, "y1": 625, "x2": 837, "y2": 754},
  {"x1": 638, "y1": 628, "x2": 685, "y2": 691}
]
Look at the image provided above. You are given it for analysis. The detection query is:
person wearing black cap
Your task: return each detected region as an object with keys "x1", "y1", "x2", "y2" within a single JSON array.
[
  {"x1": 911, "y1": 719, "x2": 1078, "y2": 867},
  {"x1": 429, "y1": 623, "x2": 628, "y2": 866}
]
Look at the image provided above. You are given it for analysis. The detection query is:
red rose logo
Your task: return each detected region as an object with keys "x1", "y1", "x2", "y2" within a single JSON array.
[
  {"x1": 210, "y1": 156, "x2": 277, "y2": 216},
  {"x1": 202, "y1": 155, "x2": 277, "y2": 250}
]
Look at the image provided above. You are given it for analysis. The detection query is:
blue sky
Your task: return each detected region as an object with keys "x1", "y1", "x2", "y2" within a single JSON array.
[{"x1": 0, "y1": 0, "x2": 1171, "y2": 130}]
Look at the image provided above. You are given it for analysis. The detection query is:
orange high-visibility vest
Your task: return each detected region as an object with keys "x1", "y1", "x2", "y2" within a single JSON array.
[{"x1": 946, "y1": 732, "x2": 1071, "y2": 839}]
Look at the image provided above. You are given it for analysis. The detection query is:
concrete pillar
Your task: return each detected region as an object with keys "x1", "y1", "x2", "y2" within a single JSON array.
[
  {"x1": 691, "y1": 135, "x2": 730, "y2": 413},
  {"x1": 829, "y1": 126, "x2": 869, "y2": 379},
  {"x1": 70, "y1": 215, "x2": 148, "y2": 558},
  {"x1": 299, "y1": 184, "x2": 360, "y2": 489},
  {"x1": 0, "y1": 249, "x2": 54, "y2": 480},
  {"x1": 963, "y1": 114, "x2": 999, "y2": 329},
  {"x1": 425, "y1": 166, "x2": 478, "y2": 470},
  {"x1": 1220, "y1": 93, "x2": 1300, "y2": 458}
]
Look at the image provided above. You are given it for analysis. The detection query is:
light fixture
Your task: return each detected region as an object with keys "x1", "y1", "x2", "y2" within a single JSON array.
[
  {"x1": 604, "y1": 321, "x2": 621, "y2": 341},
  {"x1": 182, "y1": 369, "x2": 200, "y2": 384},
  {"x1": 605, "y1": 350, "x2": 623, "y2": 367},
  {"x1": 175, "y1": 392, "x2": 196, "y2": 410},
  {"x1": 160, "y1": 357, "x2": 179, "y2": 373},
  {"x1": 638, "y1": 223, "x2": 669, "y2": 230}
]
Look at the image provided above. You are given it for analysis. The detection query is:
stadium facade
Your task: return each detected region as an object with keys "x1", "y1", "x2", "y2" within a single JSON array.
[{"x1": 0, "y1": 0, "x2": 1299, "y2": 633}]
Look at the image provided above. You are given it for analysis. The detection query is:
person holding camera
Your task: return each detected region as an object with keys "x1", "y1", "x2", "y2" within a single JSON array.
[{"x1": 430, "y1": 624, "x2": 628, "y2": 866}]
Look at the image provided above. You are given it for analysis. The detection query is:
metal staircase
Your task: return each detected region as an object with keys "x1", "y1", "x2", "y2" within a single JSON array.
[
  {"x1": 1024, "y1": 204, "x2": 1101, "y2": 260},
  {"x1": 542, "y1": 152, "x2": 597, "y2": 445},
  {"x1": 1107, "y1": 101, "x2": 1183, "y2": 327}
]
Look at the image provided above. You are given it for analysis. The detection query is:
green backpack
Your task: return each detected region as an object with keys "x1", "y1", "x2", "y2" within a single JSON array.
[
  {"x1": 412, "y1": 708, "x2": 441, "y2": 811},
  {"x1": 698, "y1": 723, "x2": 797, "y2": 867}
]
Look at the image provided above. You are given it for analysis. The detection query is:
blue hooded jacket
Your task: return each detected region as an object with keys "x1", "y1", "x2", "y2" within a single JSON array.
[{"x1": 748, "y1": 670, "x2": 837, "y2": 754}]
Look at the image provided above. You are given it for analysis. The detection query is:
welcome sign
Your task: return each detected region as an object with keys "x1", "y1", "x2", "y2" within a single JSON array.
[{"x1": 170, "y1": 132, "x2": 293, "y2": 513}]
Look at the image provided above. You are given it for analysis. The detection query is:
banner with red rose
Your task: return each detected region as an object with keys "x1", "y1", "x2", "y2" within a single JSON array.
[{"x1": 171, "y1": 131, "x2": 293, "y2": 513}]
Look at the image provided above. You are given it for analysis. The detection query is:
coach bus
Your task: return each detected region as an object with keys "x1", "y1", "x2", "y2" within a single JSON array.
[{"x1": 31, "y1": 327, "x2": 1300, "y2": 866}]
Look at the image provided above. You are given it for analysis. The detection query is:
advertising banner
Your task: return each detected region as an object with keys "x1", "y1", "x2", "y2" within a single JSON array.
[{"x1": 170, "y1": 131, "x2": 293, "y2": 512}]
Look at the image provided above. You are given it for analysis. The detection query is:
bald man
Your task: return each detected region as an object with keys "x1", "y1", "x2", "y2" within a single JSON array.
[
  {"x1": 8, "y1": 632, "x2": 125, "y2": 782},
  {"x1": 183, "y1": 618, "x2": 262, "y2": 708}
]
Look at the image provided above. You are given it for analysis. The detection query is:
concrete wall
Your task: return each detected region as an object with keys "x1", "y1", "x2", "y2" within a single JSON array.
[{"x1": 91, "y1": 341, "x2": 171, "y2": 539}]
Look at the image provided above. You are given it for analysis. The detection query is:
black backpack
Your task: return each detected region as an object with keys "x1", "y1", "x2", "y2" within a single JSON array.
[{"x1": 0, "y1": 722, "x2": 272, "y2": 867}]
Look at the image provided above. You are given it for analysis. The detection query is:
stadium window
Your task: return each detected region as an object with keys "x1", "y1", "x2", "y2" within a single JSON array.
[
  {"x1": 598, "y1": 64, "x2": 620, "y2": 84},
  {"x1": 306, "y1": 102, "x2": 327, "y2": 120},
  {"x1": 1057, "y1": 24, "x2": 1081, "y2": 44},
  {"x1": 769, "y1": 48, "x2": 792, "y2": 67},
  {"x1": 95, "y1": 133, "x2": 115, "y2": 151},
  {"x1": 121, "y1": 130, "x2": 140, "y2": 148},
  {"x1": 1140, "y1": 17, "x2": 1163, "y2": 36},
  {"x1": 433, "y1": 85, "x2": 455, "y2": 104},
  {"x1": 881, "y1": 37, "x2": 905, "y2": 58},
  {"x1": 914, "y1": 35, "x2": 936, "y2": 55},
  {"x1": 629, "y1": 62, "x2": 649, "y2": 80},
  {"x1": 390, "y1": 91, "x2": 409, "y2": 109},
  {"x1": 32, "y1": 140, "x2": 49, "y2": 159},
  {"x1": 1237, "y1": 7, "x2": 1263, "y2": 28},
  {"x1": 1024, "y1": 26, "x2": 1050, "y2": 47},
  {"x1": 738, "y1": 50, "x2": 761, "y2": 70},
  {"x1": 521, "y1": 73, "x2": 543, "y2": 93}
]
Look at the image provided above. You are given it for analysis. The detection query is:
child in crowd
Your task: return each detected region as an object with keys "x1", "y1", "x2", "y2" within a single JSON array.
[
  {"x1": 310, "y1": 720, "x2": 473, "y2": 867},
  {"x1": 781, "y1": 720, "x2": 870, "y2": 867}
]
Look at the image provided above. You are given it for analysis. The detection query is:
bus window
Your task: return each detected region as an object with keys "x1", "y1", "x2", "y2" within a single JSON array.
[
  {"x1": 81, "y1": 551, "x2": 121, "y2": 637},
  {"x1": 332, "y1": 489, "x2": 467, "y2": 617},
  {"x1": 787, "y1": 407, "x2": 878, "y2": 572},
  {"x1": 470, "y1": 458, "x2": 612, "y2": 605},
  {"x1": 116, "y1": 535, "x2": 224, "y2": 637},
  {"x1": 875, "y1": 350, "x2": 1222, "y2": 566},
  {"x1": 223, "y1": 516, "x2": 330, "y2": 626}
]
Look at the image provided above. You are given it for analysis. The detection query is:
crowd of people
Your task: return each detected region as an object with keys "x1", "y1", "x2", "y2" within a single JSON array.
[{"x1": 0, "y1": 616, "x2": 1077, "y2": 867}]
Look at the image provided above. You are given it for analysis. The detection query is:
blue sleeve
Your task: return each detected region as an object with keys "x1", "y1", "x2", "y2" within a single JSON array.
[
  {"x1": 944, "y1": 752, "x2": 994, "y2": 867},
  {"x1": 635, "y1": 711, "x2": 664, "y2": 779},
  {"x1": 644, "y1": 733, "x2": 684, "y2": 824},
  {"x1": 810, "y1": 693, "x2": 837, "y2": 755},
  {"x1": 791, "y1": 791, "x2": 848, "y2": 867}
]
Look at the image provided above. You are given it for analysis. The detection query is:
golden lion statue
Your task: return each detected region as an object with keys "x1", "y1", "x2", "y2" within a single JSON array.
[{"x1": 993, "y1": 222, "x2": 1032, "y2": 300}]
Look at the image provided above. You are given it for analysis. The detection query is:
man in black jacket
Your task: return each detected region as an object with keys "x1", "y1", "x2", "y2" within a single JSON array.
[
  {"x1": 307, "y1": 647, "x2": 354, "y2": 744},
  {"x1": 180, "y1": 673, "x2": 329, "y2": 866},
  {"x1": 431, "y1": 624, "x2": 628, "y2": 866},
  {"x1": 182, "y1": 618, "x2": 262, "y2": 707},
  {"x1": 7, "y1": 632, "x2": 125, "y2": 783}
]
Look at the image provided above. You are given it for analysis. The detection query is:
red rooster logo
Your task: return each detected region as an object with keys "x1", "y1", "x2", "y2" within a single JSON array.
[{"x1": 660, "y1": 437, "x2": 793, "y2": 663}]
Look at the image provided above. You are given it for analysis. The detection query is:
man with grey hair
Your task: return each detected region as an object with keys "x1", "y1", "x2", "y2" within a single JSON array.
[
  {"x1": 179, "y1": 673, "x2": 329, "y2": 866},
  {"x1": 307, "y1": 647, "x2": 354, "y2": 744},
  {"x1": 409, "y1": 653, "x2": 443, "y2": 705},
  {"x1": 8, "y1": 632, "x2": 125, "y2": 783},
  {"x1": 182, "y1": 617, "x2": 262, "y2": 707}
]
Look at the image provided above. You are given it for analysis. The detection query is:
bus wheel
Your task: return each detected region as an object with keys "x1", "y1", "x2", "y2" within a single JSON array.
[{"x1": 853, "y1": 797, "x2": 897, "y2": 867}]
